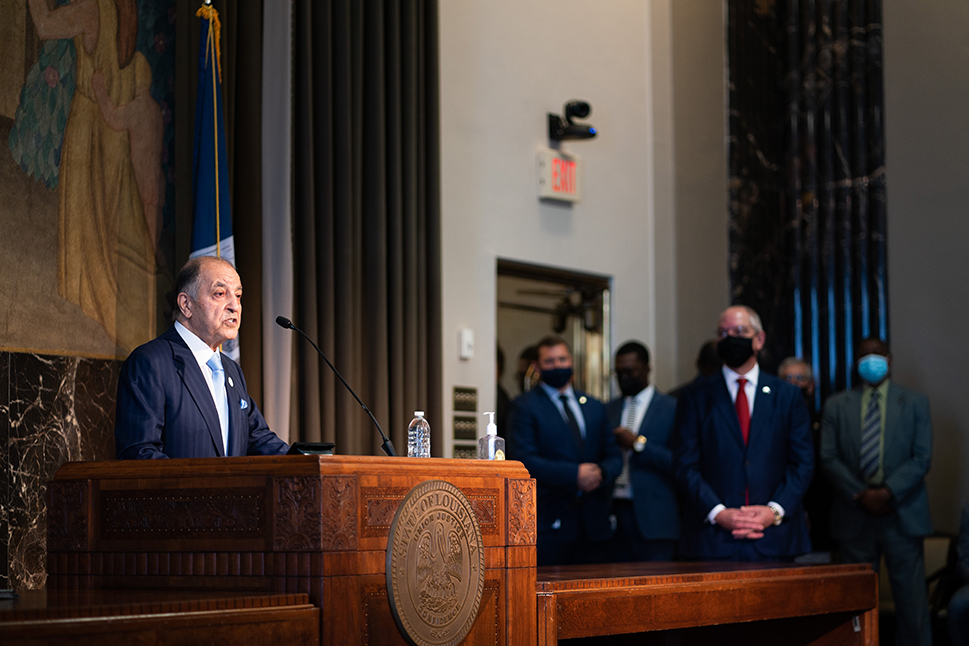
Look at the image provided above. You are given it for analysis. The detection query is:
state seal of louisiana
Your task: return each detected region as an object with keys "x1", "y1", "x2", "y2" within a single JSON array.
[{"x1": 386, "y1": 480, "x2": 485, "y2": 646}]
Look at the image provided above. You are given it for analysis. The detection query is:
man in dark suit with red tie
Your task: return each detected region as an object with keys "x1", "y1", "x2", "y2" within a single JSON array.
[
  {"x1": 673, "y1": 305, "x2": 813, "y2": 561},
  {"x1": 509, "y1": 336, "x2": 622, "y2": 566}
]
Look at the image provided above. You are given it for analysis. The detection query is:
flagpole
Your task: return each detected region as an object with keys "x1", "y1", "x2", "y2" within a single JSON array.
[{"x1": 204, "y1": 1, "x2": 221, "y2": 258}]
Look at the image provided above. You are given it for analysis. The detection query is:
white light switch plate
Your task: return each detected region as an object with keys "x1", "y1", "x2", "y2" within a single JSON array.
[{"x1": 459, "y1": 328, "x2": 474, "y2": 360}]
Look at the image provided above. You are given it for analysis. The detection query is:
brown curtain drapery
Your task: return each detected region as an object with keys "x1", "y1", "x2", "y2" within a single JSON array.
[{"x1": 291, "y1": 0, "x2": 442, "y2": 455}]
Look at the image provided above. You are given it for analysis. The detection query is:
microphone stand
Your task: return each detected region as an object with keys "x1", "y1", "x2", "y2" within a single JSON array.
[{"x1": 276, "y1": 316, "x2": 397, "y2": 456}]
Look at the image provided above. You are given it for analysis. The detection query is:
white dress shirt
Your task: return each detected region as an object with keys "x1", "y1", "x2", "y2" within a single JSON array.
[
  {"x1": 723, "y1": 362, "x2": 759, "y2": 418},
  {"x1": 174, "y1": 320, "x2": 226, "y2": 412},
  {"x1": 621, "y1": 384, "x2": 654, "y2": 440},
  {"x1": 613, "y1": 384, "x2": 655, "y2": 499}
]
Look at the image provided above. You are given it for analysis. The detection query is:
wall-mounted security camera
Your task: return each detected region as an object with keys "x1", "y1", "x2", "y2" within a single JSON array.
[{"x1": 548, "y1": 100, "x2": 598, "y2": 141}]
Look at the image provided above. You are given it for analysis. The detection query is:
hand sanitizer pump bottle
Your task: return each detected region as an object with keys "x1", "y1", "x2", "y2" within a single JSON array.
[{"x1": 477, "y1": 412, "x2": 505, "y2": 460}]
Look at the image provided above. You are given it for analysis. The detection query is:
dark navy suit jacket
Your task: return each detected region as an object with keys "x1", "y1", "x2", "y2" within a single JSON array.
[
  {"x1": 509, "y1": 386, "x2": 622, "y2": 543},
  {"x1": 673, "y1": 370, "x2": 813, "y2": 558},
  {"x1": 115, "y1": 326, "x2": 289, "y2": 459},
  {"x1": 606, "y1": 390, "x2": 680, "y2": 541}
]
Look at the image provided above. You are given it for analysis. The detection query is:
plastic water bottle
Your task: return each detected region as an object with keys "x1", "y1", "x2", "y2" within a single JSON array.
[
  {"x1": 407, "y1": 411, "x2": 431, "y2": 458},
  {"x1": 477, "y1": 412, "x2": 505, "y2": 460}
]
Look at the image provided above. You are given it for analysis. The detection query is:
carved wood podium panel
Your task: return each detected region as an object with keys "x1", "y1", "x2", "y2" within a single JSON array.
[{"x1": 47, "y1": 456, "x2": 537, "y2": 646}]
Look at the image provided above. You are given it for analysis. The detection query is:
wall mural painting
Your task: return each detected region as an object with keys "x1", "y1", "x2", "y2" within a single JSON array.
[{"x1": 2, "y1": 0, "x2": 176, "y2": 358}]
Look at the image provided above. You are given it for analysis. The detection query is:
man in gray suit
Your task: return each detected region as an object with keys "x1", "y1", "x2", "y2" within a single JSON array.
[{"x1": 821, "y1": 337, "x2": 933, "y2": 646}]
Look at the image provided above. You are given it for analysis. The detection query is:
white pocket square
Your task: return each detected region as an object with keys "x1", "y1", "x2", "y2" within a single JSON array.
[{"x1": 240, "y1": 399, "x2": 249, "y2": 410}]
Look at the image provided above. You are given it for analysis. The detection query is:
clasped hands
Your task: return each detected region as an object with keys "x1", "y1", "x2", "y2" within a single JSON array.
[
  {"x1": 612, "y1": 426, "x2": 638, "y2": 450},
  {"x1": 714, "y1": 506, "x2": 776, "y2": 540},
  {"x1": 577, "y1": 463, "x2": 603, "y2": 492},
  {"x1": 854, "y1": 486, "x2": 893, "y2": 516}
]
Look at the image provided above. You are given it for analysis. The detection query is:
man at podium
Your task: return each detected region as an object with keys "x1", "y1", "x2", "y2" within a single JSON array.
[{"x1": 115, "y1": 256, "x2": 288, "y2": 459}]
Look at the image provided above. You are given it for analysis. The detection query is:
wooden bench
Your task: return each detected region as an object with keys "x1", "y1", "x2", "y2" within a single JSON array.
[
  {"x1": 0, "y1": 590, "x2": 319, "y2": 646},
  {"x1": 536, "y1": 561, "x2": 877, "y2": 645}
]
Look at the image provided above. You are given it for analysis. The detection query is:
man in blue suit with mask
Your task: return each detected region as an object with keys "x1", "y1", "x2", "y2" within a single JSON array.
[
  {"x1": 821, "y1": 338, "x2": 933, "y2": 646},
  {"x1": 509, "y1": 336, "x2": 622, "y2": 566},
  {"x1": 674, "y1": 305, "x2": 813, "y2": 561},
  {"x1": 116, "y1": 256, "x2": 288, "y2": 459},
  {"x1": 607, "y1": 340, "x2": 679, "y2": 562}
]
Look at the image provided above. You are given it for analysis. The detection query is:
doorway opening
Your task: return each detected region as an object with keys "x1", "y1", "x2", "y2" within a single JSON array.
[{"x1": 496, "y1": 259, "x2": 612, "y2": 402}]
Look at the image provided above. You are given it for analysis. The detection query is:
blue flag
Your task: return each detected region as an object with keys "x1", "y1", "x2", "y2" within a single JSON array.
[{"x1": 191, "y1": 4, "x2": 238, "y2": 359}]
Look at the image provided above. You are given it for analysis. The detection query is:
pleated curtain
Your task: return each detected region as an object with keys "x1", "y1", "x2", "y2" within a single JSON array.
[{"x1": 290, "y1": 0, "x2": 443, "y2": 454}]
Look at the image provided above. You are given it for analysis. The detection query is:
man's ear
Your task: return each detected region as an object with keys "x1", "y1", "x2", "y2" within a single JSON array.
[
  {"x1": 176, "y1": 293, "x2": 192, "y2": 319},
  {"x1": 753, "y1": 330, "x2": 766, "y2": 352}
]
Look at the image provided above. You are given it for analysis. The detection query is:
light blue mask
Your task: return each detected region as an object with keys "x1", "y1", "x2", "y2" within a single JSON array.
[{"x1": 857, "y1": 354, "x2": 889, "y2": 385}]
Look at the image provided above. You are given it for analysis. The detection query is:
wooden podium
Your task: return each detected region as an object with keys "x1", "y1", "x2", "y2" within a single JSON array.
[{"x1": 46, "y1": 456, "x2": 538, "y2": 646}]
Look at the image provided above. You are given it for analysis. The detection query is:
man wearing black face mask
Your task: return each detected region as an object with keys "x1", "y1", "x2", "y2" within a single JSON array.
[
  {"x1": 508, "y1": 336, "x2": 622, "y2": 566},
  {"x1": 821, "y1": 338, "x2": 933, "y2": 646},
  {"x1": 607, "y1": 341, "x2": 679, "y2": 562},
  {"x1": 673, "y1": 306, "x2": 813, "y2": 561}
]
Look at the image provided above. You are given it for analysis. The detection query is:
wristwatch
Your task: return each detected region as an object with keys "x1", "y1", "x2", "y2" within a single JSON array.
[
  {"x1": 632, "y1": 435, "x2": 647, "y2": 453},
  {"x1": 769, "y1": 503, "x2": 782, "y2": 526}
]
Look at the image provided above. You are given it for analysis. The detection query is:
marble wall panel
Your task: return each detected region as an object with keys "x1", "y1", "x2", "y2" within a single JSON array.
[
  {"x1": 1, "y1": 351, "x2": 9, "y2": 589},
  {"x1": 2, "y1": 352, "x2": 119, "y2": 590},
  {"x1": 726, "y1": 0, "x2": 888, "y2": 393}
]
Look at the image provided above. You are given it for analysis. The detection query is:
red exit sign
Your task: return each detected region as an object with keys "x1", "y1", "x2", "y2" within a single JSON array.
[{"x1": 537, "y1": 148, "x2": 582, "y2": 202}]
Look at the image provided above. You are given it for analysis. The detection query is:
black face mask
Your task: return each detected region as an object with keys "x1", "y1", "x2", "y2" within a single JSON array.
[
  {"x1": 717, "y1": 336, "x2": 754, "y2": 369},
  {"x1": 541, "y1": 367, "x2": 573, "y2": 389},
  {"x1": 618, "y1": 375, "x2": 646, "y2": 398}
]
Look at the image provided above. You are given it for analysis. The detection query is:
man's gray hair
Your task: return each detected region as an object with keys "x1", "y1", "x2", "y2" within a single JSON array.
[
  {"x1": 779, "y1": 356, "x2": 813, "y2": 380},
  {"x1": 740, "y1": 306, "x2": 763, "y2": 331},
  {"x1": 173, "y1": 256, "x2": 236, "y2": 320},
  {"x1": 720, "y1": 305, "x2": 763, "y2": 332}
]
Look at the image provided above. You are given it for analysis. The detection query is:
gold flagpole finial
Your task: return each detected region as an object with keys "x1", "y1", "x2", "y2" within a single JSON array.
[{"x1": 196, "y1": 3, "x2": 222, "y2": 81}]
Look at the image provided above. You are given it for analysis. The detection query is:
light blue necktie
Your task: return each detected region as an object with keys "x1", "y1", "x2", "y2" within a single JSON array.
[
  {"x1": 860, "y1": 391, "x2": 880, "y2": 480},
  {"x1": 613, "y1": 397, "x2": 639, "y2": 492},
  {"x1": 207, "y1": 353, "x2": 230, "y2": 456}
]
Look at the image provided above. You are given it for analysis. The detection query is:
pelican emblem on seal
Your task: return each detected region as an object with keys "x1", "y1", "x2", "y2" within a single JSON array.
[
  {"x1": 386, "y1": 480, "x2": 485, "y2": 646},
  {"x1": 417, "y1": 523, "x2": 463, "y2": 614}
]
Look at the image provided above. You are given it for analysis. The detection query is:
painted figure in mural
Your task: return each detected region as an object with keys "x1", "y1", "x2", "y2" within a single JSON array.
[
  {"x1": 92, "y1": 59, "x2": 164, "y2": 252},
  {"x1": 26, "y1": 0, "x2": 162, "y2": 354}
]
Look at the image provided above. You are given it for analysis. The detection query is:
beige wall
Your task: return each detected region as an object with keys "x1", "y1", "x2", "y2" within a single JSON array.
[
  {"x1": 883, "y1": 0, "x2": 969, "y2": 533},
  {"x1": 669, "y1": 0, "x2": 730, "y2": 385},
  {"x1": 438, "y1": 0, "x2": 728, "y2": 454}
]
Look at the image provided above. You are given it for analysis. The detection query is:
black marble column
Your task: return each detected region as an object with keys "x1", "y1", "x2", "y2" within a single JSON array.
[
  {"x1": 0, "y1": 352, "x2": 119, "y2": 590},
  {"x1": 0, "y1": 351, "x2": 8, "y2": 590},
  {"x1": 728, "y1": 0, "x2": 888, "y2": 401}
]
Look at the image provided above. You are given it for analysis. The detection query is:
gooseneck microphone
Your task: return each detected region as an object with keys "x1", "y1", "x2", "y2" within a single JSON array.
[{"x1": 276, "y1": 316, "x2": 397, "y2": 457}]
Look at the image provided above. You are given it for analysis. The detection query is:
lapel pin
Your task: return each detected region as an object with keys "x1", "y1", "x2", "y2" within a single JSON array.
[
  {"x1": 240, "y1": 399, "x2": 248, "y2": 410},
  {"x1": 762, "y1": 386, "x2": 771, "y2": 394},
  {"x1": 578, "y1": 396, "x2": 587, "y2": 404},
  {"x1": 227, "y1": 376, "x2": 234, "y2": 388}
]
